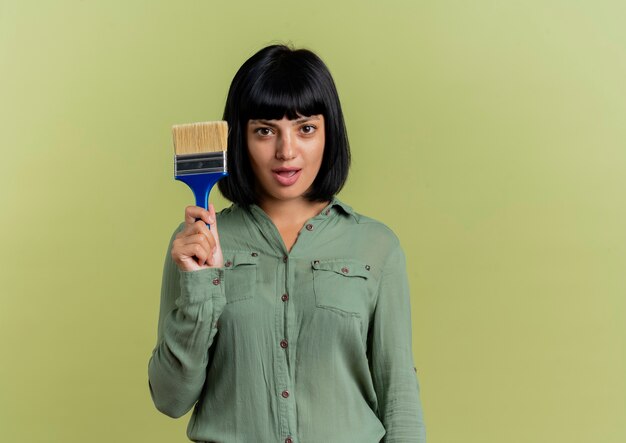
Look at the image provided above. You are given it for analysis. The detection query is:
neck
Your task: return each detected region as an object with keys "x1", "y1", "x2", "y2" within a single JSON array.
[{"x1": 258, "y1": 198, "x2": 330, "y2": 229}]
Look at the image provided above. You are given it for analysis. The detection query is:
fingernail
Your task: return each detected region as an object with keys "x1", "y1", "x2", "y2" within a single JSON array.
[{"x1": 208, "y1": 216, "x2": 215, "y2": 224}]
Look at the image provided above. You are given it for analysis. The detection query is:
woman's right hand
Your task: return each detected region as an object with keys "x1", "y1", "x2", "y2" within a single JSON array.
[{"x1": 171, "y1": 203, "x2": 224, "y2": 271}]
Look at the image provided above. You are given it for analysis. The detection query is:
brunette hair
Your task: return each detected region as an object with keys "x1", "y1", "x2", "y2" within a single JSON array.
[{"x1": 218, "y1": 44, "x2": 351, "y2": 206}]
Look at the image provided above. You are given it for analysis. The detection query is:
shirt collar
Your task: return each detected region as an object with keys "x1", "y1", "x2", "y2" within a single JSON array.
[{"x1": 327, "y1": 196, "x2": 354, "y2": 216}]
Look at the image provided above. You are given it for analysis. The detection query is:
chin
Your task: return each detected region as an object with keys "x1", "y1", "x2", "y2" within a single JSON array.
[{"x1": 266, "y1": 188, "x2": 310, "y2": 202}]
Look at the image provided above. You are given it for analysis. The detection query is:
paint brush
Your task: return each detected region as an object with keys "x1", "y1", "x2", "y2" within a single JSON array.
[{"x1": 172, "y1": 121, "x2": 228, "y2": 215}]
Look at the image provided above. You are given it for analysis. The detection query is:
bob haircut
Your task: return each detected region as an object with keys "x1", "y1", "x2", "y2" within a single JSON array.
[{"x1": 218, "y1": 44, "x2": 351, "y2": 206}]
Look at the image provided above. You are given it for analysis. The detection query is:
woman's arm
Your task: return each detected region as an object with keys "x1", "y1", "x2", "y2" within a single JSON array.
[
  {"x1": 147, "y1": 224, "x2": 226, "y2": 418},
  {"x1": 369, "y1": 243, "x2": 426, "y2": 442}
]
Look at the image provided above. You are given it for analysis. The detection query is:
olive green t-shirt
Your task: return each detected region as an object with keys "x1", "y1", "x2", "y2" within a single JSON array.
[{"x1": 148, "y1": 198, "x2": 426, "y2": 442}]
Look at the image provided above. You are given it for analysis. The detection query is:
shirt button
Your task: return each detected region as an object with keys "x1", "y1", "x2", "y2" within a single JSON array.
[
  {"x1": 281, "y1": 390, "x2": 289, "y2": 398},
  {"x1": 212, "y1": 278, "x2": 221, "y2": 285},
  {"x1": 280, "y1": 339, "x2": 288, "y2": 349},
  {"x1": 224, "y1": 260, "x2": 232, "y2": 267},
  {"x1": 365, "y1": 264, "x2": 371, "y2": 271},
  {"x1": 282, "y1": 256, "x2": 288, "y2": 263},
  {"x1": 251, "y1": 252, "x2": 258, "y2": 257},
  {"x1": 341, "y1": 267, "x2": 349, "y2": 274},
  {"x1": 305, "y1": 223, "x2": 313, "y2": 231},
  {"x1": 324, "y1": 209, "x2": 330, "y2": 215},
  {"x1": 285, "y1": 438, "x2": 293, "y2": 443},
  {"x1": 281, "y1": 293, "x2": 289, "y2": 302}
]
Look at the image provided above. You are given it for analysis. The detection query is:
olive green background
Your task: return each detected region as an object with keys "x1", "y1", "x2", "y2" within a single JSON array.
[{"x1": 1, "y1": 1, "x2": 625, "y2": 442}]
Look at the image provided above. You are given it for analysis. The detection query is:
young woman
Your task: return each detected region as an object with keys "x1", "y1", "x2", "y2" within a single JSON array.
[{"x1": 148, "y1": 44, "x2": 426, "y2": 443}]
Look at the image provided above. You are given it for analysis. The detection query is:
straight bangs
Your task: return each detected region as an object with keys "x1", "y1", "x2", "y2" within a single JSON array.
[{"x1": 242, "y1": 73, "x2": 327, "y2": 122}]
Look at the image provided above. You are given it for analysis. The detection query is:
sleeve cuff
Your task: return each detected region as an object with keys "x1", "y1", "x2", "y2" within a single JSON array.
[{"x1": 177, "y1": 268, "x2": 225, "y2": 305}]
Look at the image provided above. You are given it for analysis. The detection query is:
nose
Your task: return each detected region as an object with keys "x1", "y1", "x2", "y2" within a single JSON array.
[{"x1": 275, "y1": 131, "x2": 296, "y2": 161}]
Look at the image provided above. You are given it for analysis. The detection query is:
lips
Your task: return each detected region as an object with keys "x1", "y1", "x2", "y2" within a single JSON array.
[{"x1": 271, "y1": 167, "x2": 302, "y2": 186}]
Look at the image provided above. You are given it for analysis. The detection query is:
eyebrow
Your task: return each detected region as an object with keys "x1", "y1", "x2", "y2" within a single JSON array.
[{"x1": 249, "y1": 116, "x2": 320, "y2": 126}]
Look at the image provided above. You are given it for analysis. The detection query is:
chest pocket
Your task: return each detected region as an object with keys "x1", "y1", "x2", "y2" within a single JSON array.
[
  {"x1": 223, "y1": 251, "x2": 259, "y2": 303},
  {"x1": 311, "y1": 258, "x2": 371, "y2": 316}
]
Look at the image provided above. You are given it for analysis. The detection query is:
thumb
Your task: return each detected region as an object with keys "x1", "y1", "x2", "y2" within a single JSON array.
[
  {"x1": 208, "y1": 203, "x2": 220, "y2": 241},
  {"x1": 207, "y1": 203, "x2": 224, "y2": 267}
]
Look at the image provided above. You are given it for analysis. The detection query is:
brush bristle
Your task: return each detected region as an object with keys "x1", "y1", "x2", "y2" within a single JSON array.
[{"x1": 172, "y1": 121, "x2": 228, "y2": 155}]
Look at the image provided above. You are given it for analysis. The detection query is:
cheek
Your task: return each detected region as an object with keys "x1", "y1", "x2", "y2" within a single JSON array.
[
  {"x1": 314, "y1": 141, "x2": 326, "y2": 166},
  {"x1": 247, "y1": 149, "x2": 275, "y2": 183}
]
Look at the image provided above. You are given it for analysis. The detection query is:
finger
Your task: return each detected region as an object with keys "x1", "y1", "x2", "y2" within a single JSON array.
[
  {"x1": 193, "y1": 220, "x2": 215, "y2": 248},
  {"x1": 172, "y1": 243, "x2": 209, "y2": 267},
  {"x1": 178, "y1": 232, "x2": 215, "y2": 251},
  {"x1": 179, "y1": 220, "x2": 212, "y2": 242},
  {"x1": 184, "y1": 205, "x2": 212, "y2": 226},
  {"x1": 190, "y1": 244, "x2": 209, "y2": 267}
]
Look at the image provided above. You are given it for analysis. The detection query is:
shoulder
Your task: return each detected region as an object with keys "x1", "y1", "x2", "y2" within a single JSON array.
[
  {"x1": 215, "y1": 203, "x2": 249, "y2": 228},
  {"x1": 333, "y1": 199, "x2": 404, "y2": 275},
  {"x1": 336, "y1": 199, "x2": 401, "y2": 249},
  {"x1": 215, "y1": 203, "x2": 239, "y2": 220},
  {"x1": 214, "y1": 204, "x2": 258, "y2": 251}
]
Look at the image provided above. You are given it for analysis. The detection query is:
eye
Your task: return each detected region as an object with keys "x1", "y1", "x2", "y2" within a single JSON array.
[
  {"x1": 254, "y1": 127, "x2": 274, "y2": 137},
  {"x1": 301, "y1": 125, "x2": 317, "y2": 134}
]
